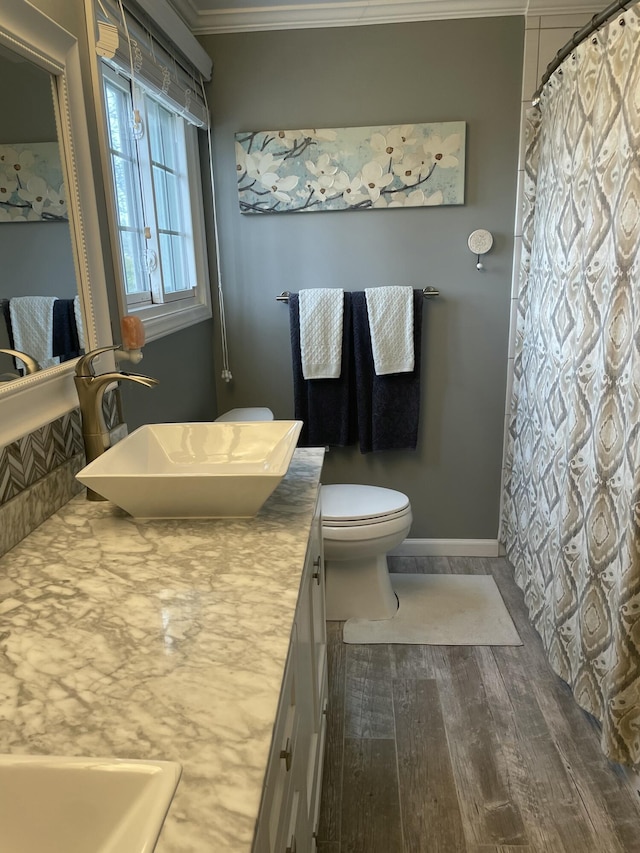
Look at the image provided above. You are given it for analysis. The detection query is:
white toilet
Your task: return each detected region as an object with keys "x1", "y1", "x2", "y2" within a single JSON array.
[
  {"x1": 214, "y1": 407, "x2": 275, "y2": 422},
  {"x1": 322, "y1": 484, "x2": 412, "y2": 621},
  {"x1": 214, "y1": 408, "x2": 413, "y2": 622}
]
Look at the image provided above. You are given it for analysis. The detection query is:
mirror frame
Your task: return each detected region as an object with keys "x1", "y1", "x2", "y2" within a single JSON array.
[{"x1": 0, "y1": 0, "x2": 112, "y2": 448}]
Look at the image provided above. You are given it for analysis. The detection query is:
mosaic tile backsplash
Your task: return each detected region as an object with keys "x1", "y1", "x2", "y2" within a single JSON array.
[
  {"x1": 0, "y1": 391, "x2": 122, "y2": 556},
  {"x1": 0, "y1": 411, "x2": 83, "y2": 506}
]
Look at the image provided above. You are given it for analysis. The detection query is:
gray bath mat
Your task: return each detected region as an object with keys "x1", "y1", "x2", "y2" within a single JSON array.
[{"x1": 342, "y1": 574, "x2": 522, "y2": 645}]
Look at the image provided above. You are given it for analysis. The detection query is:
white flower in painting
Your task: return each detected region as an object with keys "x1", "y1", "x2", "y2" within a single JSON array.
[
  {"x1": 245, "y1": 151, "x2": 284, "y2": 180},
  {"x1": 235, "y1": 142, "x2": 248, "y2": 176},
  {"x1": 47, "y1": 182, "x2": 67, "y2": 218},
  {"x1": 0, "y1": 169, "x2": 18, "y2": 200},
  {"x1": 301, "y1": 128, "x2": 338, "y2": 142},
  {"x1": 259, "y1": 172, "x2": 299, "y2": 203},
  {"x1": 392, "y1": 153, "x2": 428, "y2": 187},
  {"x1": 341, "y1": 175, "x2": 367, "y2": 206},
  {"x1": 423, "y1": 133, "x2": 461, "y2": 168},
  {"x1": 388, "y1": 189, "x2": 444, "y2": 207},
  {"x1": 274, "y1": 129, "x2": 306, "y2": 149},
  {"x1": 0, "y1": 206, "x2": 36, "y2": 222},
  {"x1": 388, "y1": 192, "x2": 408, "y2": 207},
  {"x1": 310, "y1": 176, "x2": 335, "y2": 202},
  {"x1": 308, "y1": 170, "x2": 351, "y2": 203},
  {"x1": 332, "y1": 171, "x2": 351, "y2": 193},
  {"x1": 360, "y1": 161, "x2": 393, "y2": 203},
  {"x1": 0, "y1": 147, "x2": 35, "y2": 177},
  {"x1": 305, "y1": 153, "x2": 338, "y2": 178},
  {"x1": 17, "y1": 175, "x2": 50, "y2": 216},
  {"x1": 370, "y1": 125, "x2": 416, "y2": 162}
]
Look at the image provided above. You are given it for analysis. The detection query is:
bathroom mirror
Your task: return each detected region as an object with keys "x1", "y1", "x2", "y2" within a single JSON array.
[
  {"x1": 0, "y1": 0, "x2": 112, "y2": 448},
  {"x1": 0, "y1": 46, "x2": 79, "y2": 378}
]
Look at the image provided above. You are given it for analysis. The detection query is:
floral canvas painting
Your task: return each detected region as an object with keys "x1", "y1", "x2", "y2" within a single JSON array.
[
  {"x1": 0, "y1": 142, "x2": 68, "y2": 222},
  {"x1": 235, "y1": 121, "x2": 465, "y2": 214}
]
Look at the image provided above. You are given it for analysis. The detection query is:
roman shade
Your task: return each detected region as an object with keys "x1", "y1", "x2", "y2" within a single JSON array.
[{"x1": 95, "y1": 0, "x2": 211, "y2": 128}]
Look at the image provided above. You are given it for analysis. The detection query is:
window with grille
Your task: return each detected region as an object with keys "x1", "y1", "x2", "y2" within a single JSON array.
[{"x1": 94, "y1": 0, "x2": 212, "y2": 340}]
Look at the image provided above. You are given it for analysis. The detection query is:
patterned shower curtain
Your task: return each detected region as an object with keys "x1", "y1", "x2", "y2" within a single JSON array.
[{"x1": 502, "y1": 6, "x2": 640, "y2": 766}]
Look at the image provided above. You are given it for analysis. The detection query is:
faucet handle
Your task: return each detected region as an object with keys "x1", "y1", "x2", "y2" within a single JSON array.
[
  {"x1": 75, "y1": 346, "x2": 119, "y2": 378},
  {"x1": 0, "y1": 348, "x2": 40, "y2": 375}
]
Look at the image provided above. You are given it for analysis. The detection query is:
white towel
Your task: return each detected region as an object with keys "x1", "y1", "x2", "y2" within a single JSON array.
[
  {"x1": 74, "y1": 295, "x2": 85, "y2": 351},
  {"x1": 299, "y1": 288, "x2": 344, "y2": 379},
  {"x1": 365, "y1": 286, "x2": 414, "y2": 375},
  {"x1": 9, "y1": 296, "x2": 59, "y2": 370}
]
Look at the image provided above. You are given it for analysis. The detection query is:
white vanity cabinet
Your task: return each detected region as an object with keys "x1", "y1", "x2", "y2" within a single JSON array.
[{"x1": 254, "y1": 497, "x2": 328, "y2": 853}]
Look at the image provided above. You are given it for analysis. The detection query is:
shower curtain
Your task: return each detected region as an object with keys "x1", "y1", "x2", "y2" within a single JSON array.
[{"x1": 502, "y1": 5, "x2": 640, "y2": 766}]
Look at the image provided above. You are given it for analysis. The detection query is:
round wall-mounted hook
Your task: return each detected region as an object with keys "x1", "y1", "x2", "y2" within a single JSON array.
[{"x1": 468, "y1": 229, "x2": 493, "y2": 270}]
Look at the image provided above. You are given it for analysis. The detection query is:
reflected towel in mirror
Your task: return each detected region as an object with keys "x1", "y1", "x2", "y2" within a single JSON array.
[{"x1": 9, "y1": 296, "x2": 59, "y2": 370}]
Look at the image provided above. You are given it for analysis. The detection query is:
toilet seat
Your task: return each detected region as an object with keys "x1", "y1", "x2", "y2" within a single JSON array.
[
  {"x1": 321, "y1": 484, "x2": 412, "y2": 542},
  {"x1": 321, "y1": 484, "x2": 410, "y2": 526}
]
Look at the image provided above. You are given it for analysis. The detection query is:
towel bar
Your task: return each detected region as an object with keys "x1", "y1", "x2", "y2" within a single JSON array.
[{"x1": 276, "y1": 286, "x2": 439, "y2": 303}]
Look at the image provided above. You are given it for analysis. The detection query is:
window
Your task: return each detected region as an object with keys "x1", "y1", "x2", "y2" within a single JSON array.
[
  {"x1": 94, "y1": 0, "x2": 213, "y2": 340},
  {"x1": 102, "y1": 67, "x2": 209, "y2": 336}
]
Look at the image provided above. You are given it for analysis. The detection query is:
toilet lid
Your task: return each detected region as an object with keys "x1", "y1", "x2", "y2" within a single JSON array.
[{"x1": 321, "y1": 484, "x2": 410, "y2": 525}]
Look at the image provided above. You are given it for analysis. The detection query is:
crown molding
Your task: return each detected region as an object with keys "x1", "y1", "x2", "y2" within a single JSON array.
[
  {"x1": 170, "y1": 0, "x2": 604, "y2": 34},
  {"x1": 526, "y1": 0, "x2": 602, "y2": 12}
]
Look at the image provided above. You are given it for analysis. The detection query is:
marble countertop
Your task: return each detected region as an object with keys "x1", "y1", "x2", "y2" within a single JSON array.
[{"x1": 0, "y1": 448, "x2": 325, "y2": 853}]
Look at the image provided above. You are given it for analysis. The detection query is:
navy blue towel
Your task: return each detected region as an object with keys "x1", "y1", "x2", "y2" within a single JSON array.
[
  {"x1": 289, "y1": 292, "x2": 357, "y2": 447},
  {"x1": 52, "y1": 298, "x2": 82, "y2": 362},
  {"x1": 351, "y1": 289, "x2": 423, "y2": 453},
  {"x1": 1, "y1": 298, "x2": 14, "y2": 348}
]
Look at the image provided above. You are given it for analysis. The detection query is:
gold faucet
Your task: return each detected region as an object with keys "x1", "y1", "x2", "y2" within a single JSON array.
[
  {"x1": 74, "y1": 346, "x2": 158, "y2": 500},
  {"x1": 0, "y1": 347, "x2": 40, "y2": 375}
]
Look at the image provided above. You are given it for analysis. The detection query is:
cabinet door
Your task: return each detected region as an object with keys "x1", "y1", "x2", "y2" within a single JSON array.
[
  {"x1": 306, "y1": 498, "x2": 328, "y2": 840},
  {"x1": 254, "y1": 492, "x2": 328, "y2": 853},
  {"x1": 282, "y1": 788, "x2": 308, "y2": 853},
  {"x1": 308, "y1": 502, "x2": 327, "y2": 731},
  {"x1": 255, "y1": 634, "x2": 299, "y2": 853},
  {"x1": 295, "y1": 535, "x2": 317, "y2": 846}
]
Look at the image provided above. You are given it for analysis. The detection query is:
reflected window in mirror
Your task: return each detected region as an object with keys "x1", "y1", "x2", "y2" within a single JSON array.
[
  {"x1": 0, "y1": 48, "x2": 84, "y2": 382},
  {"x1": 95, "y1": 1, "x2": 212, "y2": 342}
]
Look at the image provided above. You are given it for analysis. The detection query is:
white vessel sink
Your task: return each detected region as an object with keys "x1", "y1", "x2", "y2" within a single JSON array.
[
  {"x1": 76, "y1": 420, "x2": 303, "y2": 519},
  {"x1": 0, "y1": 754, "x2": 181, "y2": 853}
]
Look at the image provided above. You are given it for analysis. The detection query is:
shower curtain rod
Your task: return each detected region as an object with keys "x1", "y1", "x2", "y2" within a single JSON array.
[
  {"x1": 532, "y1": 0, "x2": 634, "y2": 105},
  {"x1": 276, "y1": 287, "x2": 440, "y2": 303}
]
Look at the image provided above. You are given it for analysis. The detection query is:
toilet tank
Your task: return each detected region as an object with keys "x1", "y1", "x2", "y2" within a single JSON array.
[{"x1": 214, "y1": 407, "x2": 274, "y2": 422}]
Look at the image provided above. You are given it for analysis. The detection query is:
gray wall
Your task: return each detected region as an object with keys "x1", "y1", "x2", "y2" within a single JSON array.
[
  {"x1": 119, "y1": 320, "x2": 217, "y2": 425},
  {"x1": 201, "y1": 16, "x2": 524, "y2": 539}
]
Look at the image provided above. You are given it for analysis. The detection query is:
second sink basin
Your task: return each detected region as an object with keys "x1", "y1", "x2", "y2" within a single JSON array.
[
  {"x1": 0, "y1": 754, "x2": 181, "y2": 853},
  {"x1": 76, "y1": 420, "x2": 303, "y2": 518}
]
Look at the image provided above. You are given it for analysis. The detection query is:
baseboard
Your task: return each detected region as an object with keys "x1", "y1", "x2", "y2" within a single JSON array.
[{"x1": 389, "y1": 539, "x2": 500, "y2": 557}]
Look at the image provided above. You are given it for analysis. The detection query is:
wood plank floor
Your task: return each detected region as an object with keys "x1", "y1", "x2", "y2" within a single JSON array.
[{"x1": 315, "y1": 556, "x2": 640, "y2": 853}]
